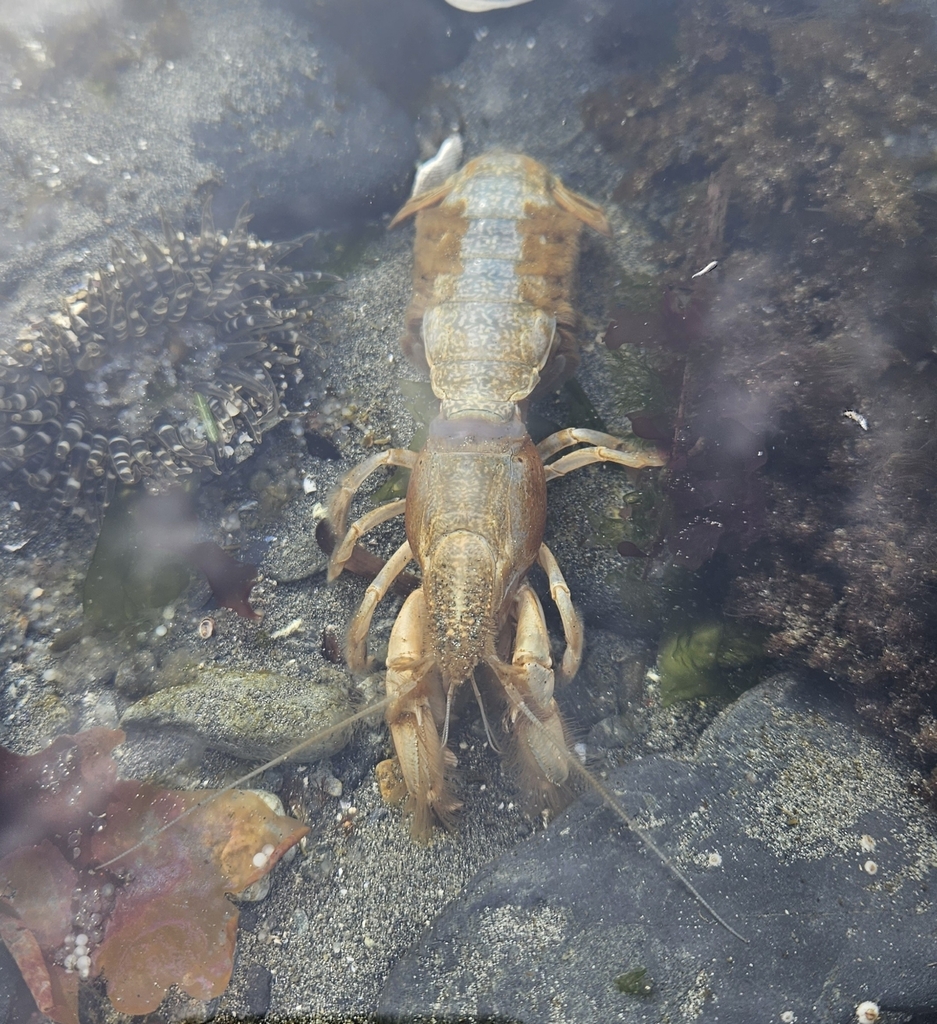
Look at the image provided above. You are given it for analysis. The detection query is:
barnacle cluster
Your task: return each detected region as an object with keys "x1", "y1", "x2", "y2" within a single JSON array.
[{"x1": 0, "y1": 203, "x2": 321, "y2": 518}]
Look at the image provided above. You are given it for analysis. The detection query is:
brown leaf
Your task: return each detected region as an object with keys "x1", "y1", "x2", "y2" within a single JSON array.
[
  {"x1": 91, "y1": 785, "x2": 307, "y2": 1014},
  {"x1": 0, "y1": 841, "x2": 80, "y2": 1024},
  {"x1": 0, "y1": 730, "x2": 308, "y2": 1019},
  {"x1": 190, "y1": 541, "x2": 261, "y2": 620},
  {"x1": 0, "y1": 728, "x2": 121, "y2": 859}
]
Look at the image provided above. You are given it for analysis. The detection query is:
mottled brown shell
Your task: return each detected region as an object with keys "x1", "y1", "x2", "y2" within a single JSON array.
[{"x1": 390, "y1": 153, "x2": 611, "y2": 420}]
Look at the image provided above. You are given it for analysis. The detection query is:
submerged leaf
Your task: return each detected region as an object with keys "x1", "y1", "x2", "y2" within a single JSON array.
[
  {"x1": 0, "y1": 729, "x2": 308, "y2": 1020},
  {"x1": 83, "y1": 488, "x2": 193, "y2": 628},
  {"x1": 190, "y1": 541, "x2": 260, "y2": 620},
  {"x1": 0, "y1": 727, "x2": 121, "y2": 859},
  {"x1": 92, "y1": 785, "x2": 306, "y2": 1014},
  {"x1": 0, "y1": 841, "x2": 79, "y2": 1024}
]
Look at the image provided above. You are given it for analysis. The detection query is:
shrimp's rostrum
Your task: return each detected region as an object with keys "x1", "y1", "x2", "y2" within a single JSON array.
[{"x1": 329, "y1": 152, "x2": 667, "y2": 837}]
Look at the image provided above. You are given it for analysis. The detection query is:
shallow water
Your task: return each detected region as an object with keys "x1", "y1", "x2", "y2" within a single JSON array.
[{"x1": 1, "y1": 1, "x2": 937, "y2": 1022}]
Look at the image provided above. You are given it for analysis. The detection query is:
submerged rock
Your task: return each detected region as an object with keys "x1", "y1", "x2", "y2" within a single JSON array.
[
  {"x1": 0, "y1": 0, "x2": 419, "y2": 317},
  {"x1": 120, "y1": 664, "x2": 357, "y2": 761},
  {"x1": 379, "y1": 675, "x2": 937, "y2": 1023}
]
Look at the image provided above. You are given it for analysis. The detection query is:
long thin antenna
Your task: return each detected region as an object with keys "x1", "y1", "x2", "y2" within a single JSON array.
[
  {"x1": 470, "y1": 674, "x2": 503, "y2": 754},
  {"x1": 496, "y1": 671, "x2": 747, "y2": 943},
  {"x1": 96, "y1": 696, "x2": 392, "y2": 870},
  {"x1": 562, "y1": 754, "x2": 748, "y2": 943},
  {"x1": 98, "y1": 675, "x2": 746, "y2": 942}
]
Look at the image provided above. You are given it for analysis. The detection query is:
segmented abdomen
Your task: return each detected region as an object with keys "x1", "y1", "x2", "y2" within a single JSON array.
[{"x1": 390, "y1": 152, "x2": 611, "y2": 422}]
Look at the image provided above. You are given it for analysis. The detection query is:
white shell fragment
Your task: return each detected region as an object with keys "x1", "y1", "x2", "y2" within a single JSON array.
[
  {"x1": 444, "y1": 0, "x2": 535, "y2": 9},
  {"x1": 855, "y1": 1001, "x2": 880, "y2": 1024},
  {"x1": 410, "y1": 134, "x2": 463, "y2": 199}
]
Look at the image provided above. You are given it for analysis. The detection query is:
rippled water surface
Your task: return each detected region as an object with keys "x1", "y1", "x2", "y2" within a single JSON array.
[{"x1": 2, "y1": 1, "x2": 937, "y2": 1022}]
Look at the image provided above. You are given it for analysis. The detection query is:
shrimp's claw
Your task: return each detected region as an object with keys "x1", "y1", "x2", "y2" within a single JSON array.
[
  {"x1": 385, "y1": 588, "x2": 461, "y2": 840},
  {"x1": 502, "y1": 584, "x2": 570, "y2": 789}
]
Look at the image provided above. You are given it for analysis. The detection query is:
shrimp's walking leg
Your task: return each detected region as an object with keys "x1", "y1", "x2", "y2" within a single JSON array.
[
  {"x1": 537, "y1": 543, "x2": 583, "y2": 685},
  {"x1": 385, "y1": 588, "x2": 460, "y2": 839},
  {"x1": 538, "y1": 427, "x2": 667, "y2": 478},
  {"x1": 330, "y1": 498, "x2": 407, "y2": 575},
  {"x1": 328, "y1": 448, "x2": 418, "y2": 580},
  {"x1": 346, "y1": 540, "x2": 413, "y2": 672}
]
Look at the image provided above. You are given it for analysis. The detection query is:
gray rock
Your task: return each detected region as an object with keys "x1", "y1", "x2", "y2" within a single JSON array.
[
  {"x1": 0, "y1": 0, "x2": 419, "y2": 334},
  {"x1": 379, "y1": 676, "x2": 937, "y2": 1023},
  {"x1": 120, "y1": 664, "x2": 357, "y2": 761},
  {"x1": 193, "y1": 28, "x2": 419, "y2": 237},
  {"x1": 0, "y1": 943, "x2": 14, "y2": 1024}
]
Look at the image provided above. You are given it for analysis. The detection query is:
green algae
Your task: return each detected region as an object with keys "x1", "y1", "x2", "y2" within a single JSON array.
[
  {"x1": 656, "y1": 619, "x2": 767, "y2": 706},
  {"x1": 370, "y1": 379, "x2": 437, "y2": 504},
  {"x1": 603, "y1": 344, "x2": 672, "y2": 424},
  {"x1": 614, "y1": 966, "x2": 654, "y2": 997}
]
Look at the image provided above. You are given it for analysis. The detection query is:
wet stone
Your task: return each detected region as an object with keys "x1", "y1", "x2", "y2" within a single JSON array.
[
  {"x1": 193, "y1": 5, "x2": 420, "y2": 236},
  {"x1": 241, "y1": 963, "x2": 272, "y2": 1018},
  {"x1": 120, "y1": 665, "x2": 357, "y2": 762},
  {"x1": 379, "y1": 675, "x2": 937, "y2": 1024}
]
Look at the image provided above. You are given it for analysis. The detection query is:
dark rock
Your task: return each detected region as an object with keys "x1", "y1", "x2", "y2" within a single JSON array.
[
  {"x1": 242, "y1": 962, "x2": 273, "y2": 1017},
  {"x1": 0, "y1": 0, "x2": 421, "y2": 333},
  {"x1": 380, "y1": 676, "x2": 937, "y2": 1023},
  {"x1": 279, "y1": 0, "x2": 476, "y2": 109},
  {"x1": 194, "y1": 26, "x2": 419, "y2": 236},
  {"x1": 0, "y1": 944, "x2": 14, "y2": 1024}
]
